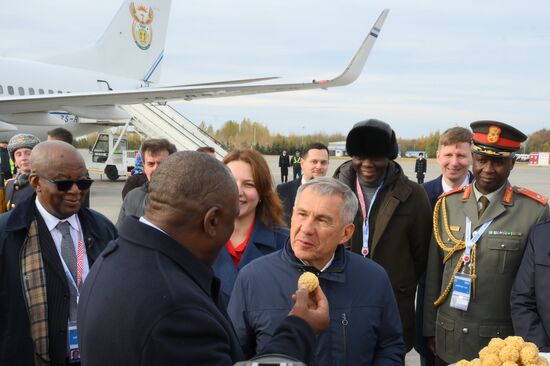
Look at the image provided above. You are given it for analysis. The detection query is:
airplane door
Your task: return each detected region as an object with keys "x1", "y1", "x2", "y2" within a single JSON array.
[{"x1": 91, "y1": 133, "x2": 109, "y2": 163}]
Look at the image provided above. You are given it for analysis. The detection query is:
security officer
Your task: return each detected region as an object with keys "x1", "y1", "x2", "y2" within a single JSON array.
[
  {"x1": 4, "y1": 133, "x2": 40, "y2": 211},
  {"x1": 423, "y1": 120, "x2": 549, "y2": 365}
]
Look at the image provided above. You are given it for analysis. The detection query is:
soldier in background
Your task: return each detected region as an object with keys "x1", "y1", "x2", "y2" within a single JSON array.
[
  {"x1": 4, "y1": 133, "x2": 40, "y2": 211},
  {"x1": 415, "y1": 152, "x2": 427, "y2": 184},
  {"x1": 423, "y1": 121, "x2": 549, "y2": 365}
]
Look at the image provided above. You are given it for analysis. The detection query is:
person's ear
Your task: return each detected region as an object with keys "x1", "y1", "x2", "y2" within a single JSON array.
[
  {"x1": 203, "y1": 206, "x2": 221, "y2": 237},
  {"x1": 29, "y1": 174, "x2": 40, "y2": 192},
  {"x1": 341, "y1": 223, "x2": 355, "y2": 243}
]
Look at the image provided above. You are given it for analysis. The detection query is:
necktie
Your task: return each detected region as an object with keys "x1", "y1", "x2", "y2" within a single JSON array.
[
  {"x1": 478, "y1": 196, "x2": 490, "y2": 218},
  {"x1": 56, "y1": 220, "x2": 79, "y2": 322},
  {"x1": 57, "y1": 221, "x2": 77, "y2": 283}
]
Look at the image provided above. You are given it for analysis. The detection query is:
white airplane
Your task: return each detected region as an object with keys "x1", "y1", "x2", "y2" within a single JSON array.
[{"x1": 0, "y1": 0, "x2": 389, "y2": 141}]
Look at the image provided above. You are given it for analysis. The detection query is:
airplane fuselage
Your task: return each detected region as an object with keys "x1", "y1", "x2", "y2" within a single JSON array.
[
  {"x1": 0, "y1": 57, "x2": 143, "y2": 96},
  {"x1": 0, "y1": 57, "x2": 143, "y2": 139},
  {"x1": 0, "y1": 0, "x2": 387, "y2": 141}
]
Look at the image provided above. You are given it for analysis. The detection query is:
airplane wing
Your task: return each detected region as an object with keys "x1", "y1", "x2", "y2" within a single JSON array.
[{"x1": 0, "y1": 10, "x2": 389, "y2": 115}]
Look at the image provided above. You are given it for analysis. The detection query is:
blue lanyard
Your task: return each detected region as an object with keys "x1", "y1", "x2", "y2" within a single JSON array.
[
  {"x1": 356, "y1": 177, "x2": 384, "y2": 256},
  {"x1": 463, "y1": 217, "x2": 493, "y2": 264}
]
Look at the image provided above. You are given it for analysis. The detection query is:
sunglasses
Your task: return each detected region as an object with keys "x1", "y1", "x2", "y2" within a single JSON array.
[{"x1": 41, "y1": 176, "x2": 94, "y2": 191}]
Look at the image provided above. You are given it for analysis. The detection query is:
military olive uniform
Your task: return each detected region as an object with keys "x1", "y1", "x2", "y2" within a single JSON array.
[
  {"x1": 4, "y1": 178, "x2": 34, "y2": 211},
  {"x1": 423, "y1": 181, "x2": 549, "y2": 364}
]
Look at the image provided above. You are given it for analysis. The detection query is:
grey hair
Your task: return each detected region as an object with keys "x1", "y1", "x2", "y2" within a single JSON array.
[{"x1": 295, "y1": 177, "x2": 358, "y2": 224}]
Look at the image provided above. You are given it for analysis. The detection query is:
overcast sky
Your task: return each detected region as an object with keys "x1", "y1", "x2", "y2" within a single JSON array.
[{"x1": 2, "y1": 0, "x2": 549, "y2": 138}]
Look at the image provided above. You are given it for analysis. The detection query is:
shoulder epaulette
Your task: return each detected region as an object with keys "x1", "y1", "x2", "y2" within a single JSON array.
[
  {"x1": 4, "y1": 177, "x2": 15, "y2": 187},
  {"x1": 437, "y1": 185, "x2": 467, "y2": 200},
  {"x1": 514, "y1": 187, "x2": 548, "y2": 205}
]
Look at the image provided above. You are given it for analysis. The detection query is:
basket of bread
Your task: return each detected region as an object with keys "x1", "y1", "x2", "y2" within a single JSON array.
[{"x1": 455, "y1": 336, "x2": 549, "y2": 366}]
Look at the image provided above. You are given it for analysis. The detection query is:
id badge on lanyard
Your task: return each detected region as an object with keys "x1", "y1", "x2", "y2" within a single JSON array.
[
  {"x1": 68, "y1": 321, "x2": 80, "y2": 363},
  {"x1": 449, "y1": 216, "x2": 493, "y2": 311},
  {"x1": 450, "y1": 273, "x2": 472, "y2": 311},
  {"x1": 356, "y1": 178, "x2": 383, "y2": 257}
]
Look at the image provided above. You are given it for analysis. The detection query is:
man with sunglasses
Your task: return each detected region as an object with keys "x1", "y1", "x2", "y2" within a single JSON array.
[
  {"x1": 47, "y1": 127, "x2": 91, "y2": 208},
  {"x1": 0, "y1": 141, "x2": 117, "y2": 366}
]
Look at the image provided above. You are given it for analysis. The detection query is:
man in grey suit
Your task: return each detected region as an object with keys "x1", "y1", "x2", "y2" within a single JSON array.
[{"x1": 116, "y1": 138, "x2": 176, "y2": 227}]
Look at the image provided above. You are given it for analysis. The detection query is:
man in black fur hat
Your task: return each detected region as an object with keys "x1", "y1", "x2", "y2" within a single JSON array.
[{"x1": 333, "y1": 119, "x2": 432, "y2": 353}]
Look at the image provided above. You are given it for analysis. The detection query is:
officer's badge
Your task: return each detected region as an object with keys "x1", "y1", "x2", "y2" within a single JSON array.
[
  {"x1": 487, "y1": 125, "x2": 501, "y2": 144},
  {"x1": 130, "y1": 3, "x2": 154, "y2": 50}
]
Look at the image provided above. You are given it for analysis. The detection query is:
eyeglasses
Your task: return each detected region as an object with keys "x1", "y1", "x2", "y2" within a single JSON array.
[{"x1": 40, "y1": 176, "x2": 94, "y2": 191}]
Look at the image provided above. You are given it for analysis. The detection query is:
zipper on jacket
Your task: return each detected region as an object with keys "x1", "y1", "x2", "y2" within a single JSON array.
[{"x1": 341, "y1": 312, "x2": 348, "y2": 366}]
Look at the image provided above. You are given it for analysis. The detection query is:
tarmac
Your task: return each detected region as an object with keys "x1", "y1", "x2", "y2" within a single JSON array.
[
  {"x1": 84, "y1": 152, "x2": 550, "y2": 365},
  {"x1": 87, "y1": 154, "x2": 550, "y2": 224}
]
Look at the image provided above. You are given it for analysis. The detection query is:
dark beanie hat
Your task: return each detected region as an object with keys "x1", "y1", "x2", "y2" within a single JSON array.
[{"x1": 346, "y1": 119, "x2": 398, "y2": 160}]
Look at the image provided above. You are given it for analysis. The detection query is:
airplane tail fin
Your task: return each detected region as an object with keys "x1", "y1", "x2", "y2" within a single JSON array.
[{"x1": 41, "y1": 0, "x2": 171, "y2": 84}]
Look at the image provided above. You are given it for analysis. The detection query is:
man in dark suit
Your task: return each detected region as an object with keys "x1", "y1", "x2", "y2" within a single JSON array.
[
  {"x1": 277, "y1": 142, "x2": 329, "y2": 226},
  {"x1": 78, "y1": 151, "x2": 329, "y2": 366},
  {"x1": 0, "y1": 141, "x2": 117, "y2": 366},
  {"x1": 415, "y1": 152, "x2": 427, "y2": 184},
  {"x1": 0, "y1": 140, "x2": 12, "y2": 180},
  {"x1": 278, "y1": 149, "x2": 290, "y2": 183},
  {"x1": 511, "y1": 221, "x2": 550, "y2": 352},
  {"x1": 415, "y1": 127, "x2": 473, "y2": 366},
  {"x1": 422, "y1": 127, "x2": 474, "y2": 209}
]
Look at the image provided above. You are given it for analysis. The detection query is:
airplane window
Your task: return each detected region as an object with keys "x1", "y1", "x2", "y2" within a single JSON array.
[
  {"x1": 58, "y1": 90, "x2": 62, "y2": 94},
  {"x1": 48, "y1": 90, "x2": 54, "y2": 94},
  {"x1": 29, "y1": 88, "x2": 35, "y2": 95},
  {"x1": 8, "y1": 86, "x2": 14, "y2": 95},
  {"x1": 0, "y1": 85, "x2": 3, "y2": 94},
  {"x1": 39, "y1": 89, "x2": 45, "y2": 95},
  {"x1": 18, "y1": 87, "x2": 25, "y2": 95}
]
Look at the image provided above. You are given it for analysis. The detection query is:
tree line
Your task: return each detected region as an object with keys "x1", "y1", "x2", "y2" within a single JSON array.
[{"x1": 75, "y1": 120, "x2": 550, "y2": 156}]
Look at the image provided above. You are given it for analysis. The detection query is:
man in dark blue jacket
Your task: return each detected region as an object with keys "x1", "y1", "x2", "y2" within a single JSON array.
[
  {"x1": 422, "y1": 127, "x2": 473, "y2": 209},
  {"x1": 78, "y1": 151, "x2": 329, "y2": 366},
  {"x1": 511, "y1": 221, "x2": 550, "y2": 352},
  {"x1": 229, "y1": 177, "x2": 405, "y2": 365},
  {"x1": 416, "y1": 127, "x2": 473, "y2": 366},
  {"x1": 277, "y1": 142, "x2": 329, "y2": 226},
  {"x1": 0, "y1": 141, "x2": 117, "y2": 366}
]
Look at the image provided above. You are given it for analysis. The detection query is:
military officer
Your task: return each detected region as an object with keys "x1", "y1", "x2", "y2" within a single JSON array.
[
  {"x1": 4, "y1": 133, "x2": 40, "y2": 211},
  {"x1": 423, "y1": 121, "x2": 549, "y2": 365}
]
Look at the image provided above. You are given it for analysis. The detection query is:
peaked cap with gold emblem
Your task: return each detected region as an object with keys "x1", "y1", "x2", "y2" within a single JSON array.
[{"x1": 470, "y1": 120, "x2": 526, "y2": 158}]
